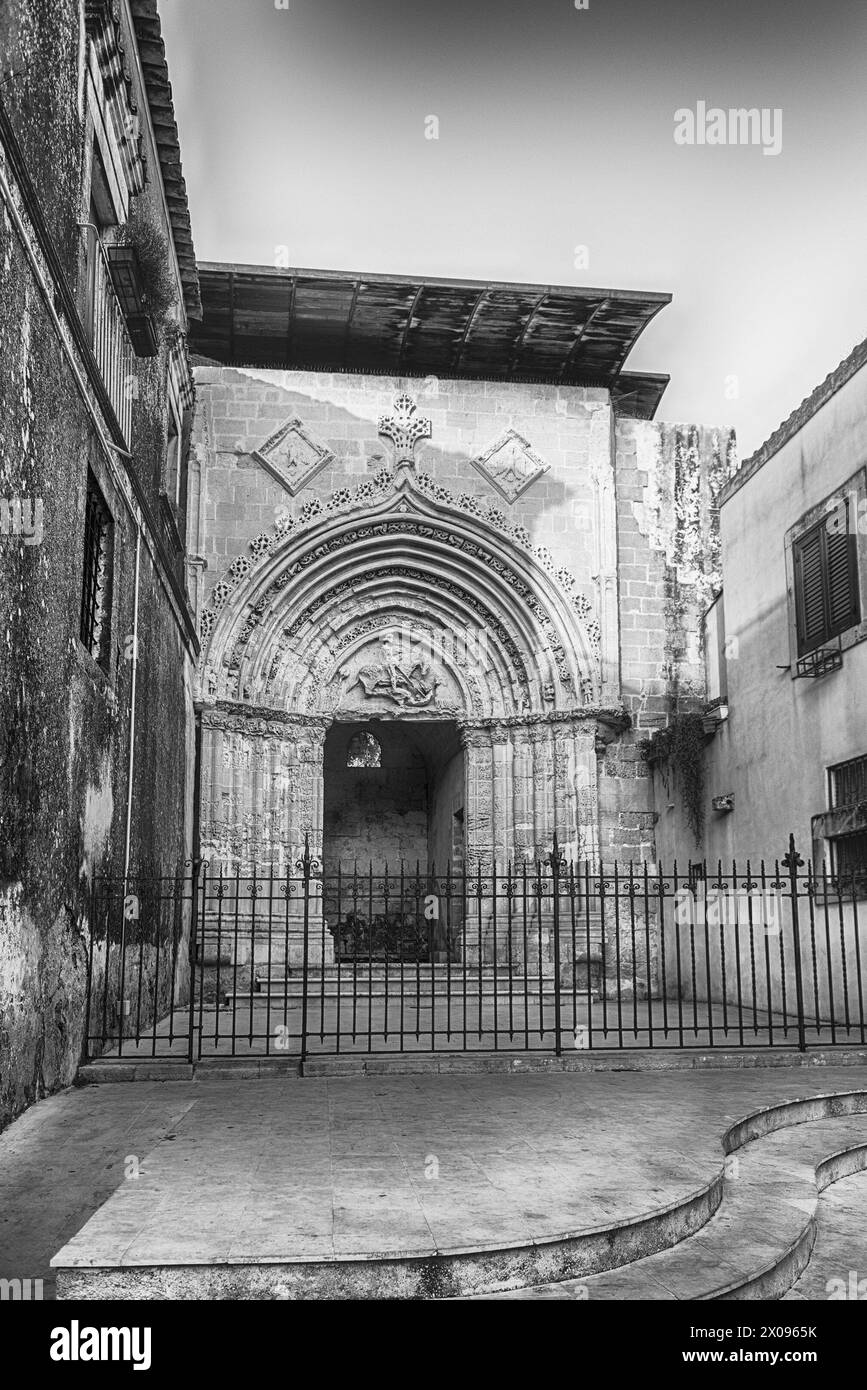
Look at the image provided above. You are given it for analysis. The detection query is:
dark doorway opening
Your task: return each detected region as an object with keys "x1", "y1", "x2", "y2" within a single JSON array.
[
  {"x1": 322, "y1": 719, "x2": 464, "y2": 876},
  {"x1": 322, "y1": 720, "x2": 464, "y2": 961}
]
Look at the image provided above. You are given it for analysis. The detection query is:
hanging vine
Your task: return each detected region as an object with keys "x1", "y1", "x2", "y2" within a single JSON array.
[{"x1": 642, "y1": 711, "x2": 707, "y2": 845}]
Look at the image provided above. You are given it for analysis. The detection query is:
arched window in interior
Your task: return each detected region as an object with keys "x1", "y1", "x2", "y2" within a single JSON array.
[{"x1": 346, "y1": 731, "x2": 382, "y2": 768}]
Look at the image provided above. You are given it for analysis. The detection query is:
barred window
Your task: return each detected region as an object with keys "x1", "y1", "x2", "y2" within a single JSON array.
[
  {"x1": 793, "y1": 501, "x2": 860, "y2": 656},
  {"x1": 347, "y1": 732, "x2": 381, "y2": 768},
  {"x1": 80, "y1": 472, "x2": 113, "y2": 668},
  {"x1": 832, "y1": 830, "x2": 867, "y2": 890},
  {"x1": 829, "y1": 754, "x2": 867, "y2": 808}
]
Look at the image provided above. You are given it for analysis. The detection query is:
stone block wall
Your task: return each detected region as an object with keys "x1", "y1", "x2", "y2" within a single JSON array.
[{"x1": 189, "y1": 367, "x2": 613, "y2": 632}]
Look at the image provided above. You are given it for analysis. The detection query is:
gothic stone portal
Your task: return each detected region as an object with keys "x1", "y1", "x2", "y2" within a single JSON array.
[
  {"x1": 197, "y1": 700, "x2": 601, "y2": 970},
  {"x1": 195, "y1": 438, "x2": 609, "y2": 970}
]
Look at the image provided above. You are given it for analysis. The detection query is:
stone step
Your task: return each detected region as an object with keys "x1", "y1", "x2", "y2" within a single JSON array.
[
  {"x1": 252, "y1": 976, "x2": 576, "y2": 994},
  {"x1": 475, "y1": 1096, "x2": 867, "y2": 1300},
  {"x1": 53, "y1": 1087, "x2": 867, "y2": 1299},
  {"x1": 783, "y1": 1167, "x2": 867, "y2": 1300},
  {"x1": 223, "y1": 993, "x2": 578, "y2": 1010}
]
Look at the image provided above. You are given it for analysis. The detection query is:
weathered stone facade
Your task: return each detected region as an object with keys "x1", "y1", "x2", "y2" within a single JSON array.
[
  {"x1": 0, "y1": 0, "x2": 199, "y2": 1126},
  {"x1": 189, "y1": 362, "x2": 735, "y2": 957}
]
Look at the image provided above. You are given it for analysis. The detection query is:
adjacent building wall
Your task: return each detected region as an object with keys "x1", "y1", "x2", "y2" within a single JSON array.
[
  {"x1": 651, "y1": 349, "x2": 867, "y2": 869},
  {"x1": 651, "y1": 347, "x2": 867, "y2": 1029},
  {"x1": 0, "y1": 0, "x2": 198, "y2": 1127}
]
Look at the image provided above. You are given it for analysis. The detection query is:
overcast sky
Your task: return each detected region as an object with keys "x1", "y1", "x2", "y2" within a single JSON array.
[{"x1": 160, "y1": 0, "x2": 867, "y2": 459}]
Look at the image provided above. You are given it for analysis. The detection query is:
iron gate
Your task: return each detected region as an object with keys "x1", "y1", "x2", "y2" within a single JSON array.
[{"x1": 84, "y1": 836, "x2": 867, "y2": 1062}]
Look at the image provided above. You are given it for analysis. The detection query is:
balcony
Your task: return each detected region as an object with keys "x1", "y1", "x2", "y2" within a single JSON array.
[
  {"x1": 83, "y1": 227, "x2": 158, "y2": 448},
  {"x1": 795, "y1": 639, "x2": 843, "y2": 679},
  {"x1": 106, "y1": 245, "x2": 160, "y2": 358},
  {"x1": 84, "y1": 226, "x2": 135, "y2": 446}
]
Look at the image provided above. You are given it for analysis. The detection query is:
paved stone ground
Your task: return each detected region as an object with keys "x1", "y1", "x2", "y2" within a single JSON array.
[{"x1": 3, "y1": 1067, "x2": 867, "y2": 1298}]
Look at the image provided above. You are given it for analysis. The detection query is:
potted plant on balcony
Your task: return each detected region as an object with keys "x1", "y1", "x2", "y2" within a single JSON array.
[{"x1": 107, "y1": 208, "x2": 177, "y2": 357}]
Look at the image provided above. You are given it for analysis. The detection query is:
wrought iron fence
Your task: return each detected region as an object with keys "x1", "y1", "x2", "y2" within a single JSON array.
[{"x1": 83, "y1": 836, "x2": 867, "y2": 1062}]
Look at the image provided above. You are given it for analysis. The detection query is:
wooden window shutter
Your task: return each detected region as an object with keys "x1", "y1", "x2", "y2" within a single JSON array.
[
  {"x1": 827, "y1": 525, "x2": 860, "y2": 634},
  {"x1": 794, "y1": 526, "x2": 828, "y2": 654},
  {"x1": 794, "y1": 499, "x2": 862, "y2": 657}
]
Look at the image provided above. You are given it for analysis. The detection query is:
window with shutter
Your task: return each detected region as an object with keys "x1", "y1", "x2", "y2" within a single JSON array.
[
  {"x1": 827, "y1": 526, "x2": 859, "y2": 633},
  {"x1": 80, "y1": 472, "x2": 113, "y2": 670},
  {"x1": 794, "y1": 500, "x2": 860, "y2": 656}
]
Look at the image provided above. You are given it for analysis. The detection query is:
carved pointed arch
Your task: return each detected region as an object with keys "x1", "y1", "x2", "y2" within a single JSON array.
[{"x1": 200, "y1": 479, "x2": 600, "y2": 721}]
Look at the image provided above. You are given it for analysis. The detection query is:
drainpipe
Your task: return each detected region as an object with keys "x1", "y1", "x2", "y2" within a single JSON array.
[
  {"x1": 122, "y1": 519, "x2": 142, "y2": 886},
  {"x1": 117, "y1": 515, "x2": 141, "y2": 1042}
]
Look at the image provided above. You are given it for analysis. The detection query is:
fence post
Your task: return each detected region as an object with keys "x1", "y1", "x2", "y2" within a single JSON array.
[
  {"x1": 551, "y1": 836, "x2": 563, "y2": 1056},
  {"x1": 301, "y1": 835, "x2": 311, "y2": 1065},
  {"x1": 187, "y1": 858, "x2": 202, "y2": 1064},
  {"x1": 83, "y1": 876, "x2": 97, "y2": 1064},
  {"x1": 783, "y1": 834, "x2": 807, "y2": 1053}
]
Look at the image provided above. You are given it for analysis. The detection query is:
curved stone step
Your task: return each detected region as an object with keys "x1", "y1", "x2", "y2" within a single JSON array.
[
  {"x1": 53, "y1": 1087, "x2": 867, "y2": 1300},
  {"x1": 53, "y1": 1166, "x2": 725, "y2": 1301},
  {"x1": 783, "y1": 1164, "x2": 867, "y2": 1301},
  {"x1": 477, "y1": 1109, "x2": 867, "y2": 1300}
]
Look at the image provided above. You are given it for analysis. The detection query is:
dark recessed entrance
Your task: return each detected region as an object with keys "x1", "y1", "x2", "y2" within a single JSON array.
[{"x1": 322, "y1": 719, "x2": 464, "y2": 876}]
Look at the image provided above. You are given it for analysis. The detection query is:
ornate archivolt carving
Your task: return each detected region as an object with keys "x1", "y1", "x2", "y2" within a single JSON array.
[
  {"x1": 257, "y1": 562, "x2": 532, "y2": 705},
  {"x1": 413, "y1": 474, "x2": 600, "y2": 650},
  {"x1": 197, "y1": 471, "x2": 606, "y2": 727},
  {"x1": 471, "y1": 429, "x2": 550, "y2": 503},
  {"x1": 219, "y1": 518, "x2": 570, "y2": 694},
  {"x1": 198, "y1": 470, "x2": 601, "y2": 658}
]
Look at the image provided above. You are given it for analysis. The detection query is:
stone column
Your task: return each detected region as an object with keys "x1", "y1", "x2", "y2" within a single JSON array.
[
  {"x1": 590, "y1": 444, "x2": 620, "y2": 704},
  {"x1": 529, "y1": 723, "x2": 556, "y2": 861},
  {"x1": 197, "y1": 706, "x2": 333, "y2": 970},
  {"x1": 510, "y1": 724, "x2": 535, "y2": 864},
  {"x1": 490, "y1": 723, "x2": 516, "y2": 867},
  {"x1": 460, "y1": 725, "x2": 494, "y2": 871},
  {"x1": 273, "y1": 716, "x2": 331, "y2": 966},
  {"x1": 459, "y1": 725, "x2": 494, "y2": 965},
  {"x1": 560, "y1": 717, "x2": 600, "y2": 870}
]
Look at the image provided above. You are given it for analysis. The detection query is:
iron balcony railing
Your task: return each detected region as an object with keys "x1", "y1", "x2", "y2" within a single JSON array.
[{"x1": 82, "y1": 224, "x2": 135, "y2": 447}]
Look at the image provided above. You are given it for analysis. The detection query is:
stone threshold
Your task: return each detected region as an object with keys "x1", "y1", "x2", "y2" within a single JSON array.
[{"x1": 75, "y1": 1048, "x2": 867, "y2": 1084}]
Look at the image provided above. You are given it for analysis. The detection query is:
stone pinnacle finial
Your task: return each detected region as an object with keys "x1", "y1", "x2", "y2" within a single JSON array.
[{"x1": 377, "y1": 394, "x2": 432, "y2": 468}]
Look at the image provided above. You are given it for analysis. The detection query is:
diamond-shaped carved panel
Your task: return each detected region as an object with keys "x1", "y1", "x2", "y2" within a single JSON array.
[
  {"x1": 251, "y1": 417, "x2": 334, "y2": 496},
  {"x1": 471, "y1": 429, "x2": 550, "y2": 503}
]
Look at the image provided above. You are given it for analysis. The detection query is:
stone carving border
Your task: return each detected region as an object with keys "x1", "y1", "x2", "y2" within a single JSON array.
[
  {"x1": 198, "y1": 470, "x2": 601, "y2": 656},
  {"x1": 259, "y1": 561, "x2": 531, "y2": 703}
]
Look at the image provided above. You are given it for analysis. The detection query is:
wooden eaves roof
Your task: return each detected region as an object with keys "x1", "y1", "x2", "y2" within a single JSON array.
[{"x1": 191, "y1": 263, "x2": 671, "y2": 417}]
